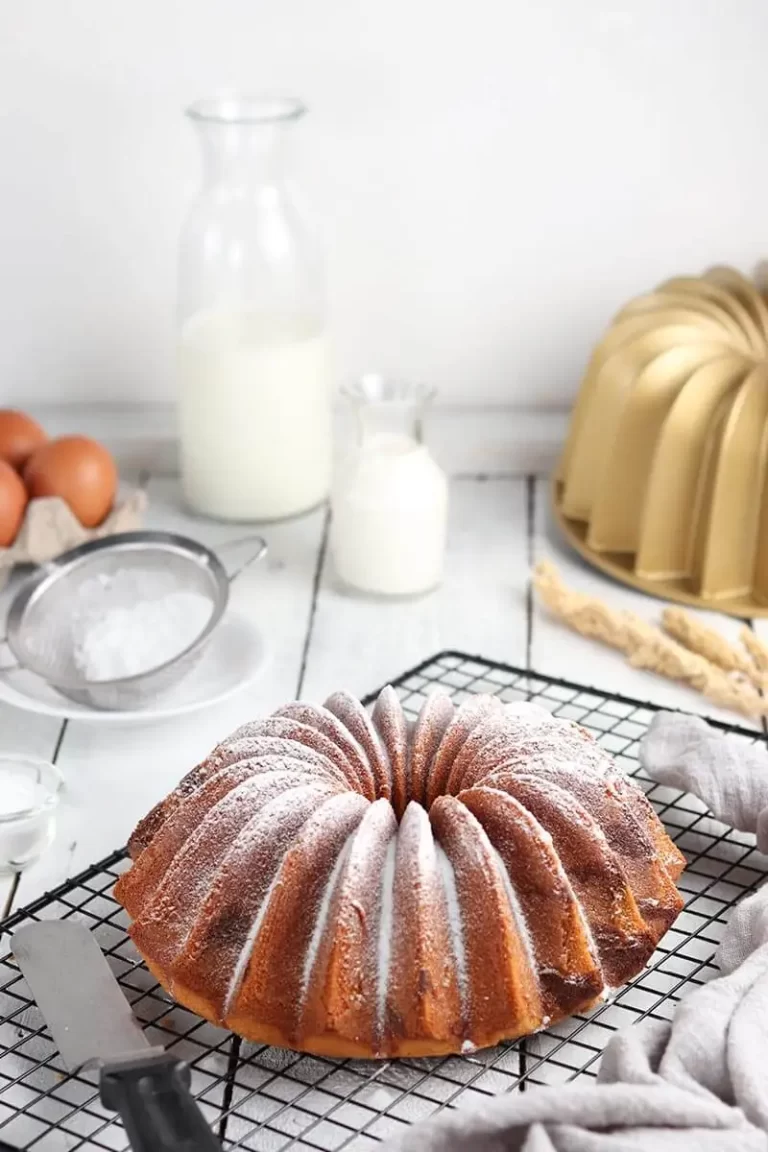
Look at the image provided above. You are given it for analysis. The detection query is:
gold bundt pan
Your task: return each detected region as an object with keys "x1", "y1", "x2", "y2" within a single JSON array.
[{"x1": 554, "y1": 265, "x2": 768, "y2": 618}]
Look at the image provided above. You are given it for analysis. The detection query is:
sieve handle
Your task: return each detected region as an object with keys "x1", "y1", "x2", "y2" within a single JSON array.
[{"x1": 218, "y1": 535, "x2": 268, "y2": 584}]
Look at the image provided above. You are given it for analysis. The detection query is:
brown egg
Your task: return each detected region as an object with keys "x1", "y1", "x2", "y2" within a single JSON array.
[
  {"x1": 24, "y1": 435, "x2": 118, "y2": 528},
  {"x1": 0, "y1": 410, "x2": 47, "y2": 471},
  {"x1": 0, "y1": 459, "x2": 29, "y2": 547}
]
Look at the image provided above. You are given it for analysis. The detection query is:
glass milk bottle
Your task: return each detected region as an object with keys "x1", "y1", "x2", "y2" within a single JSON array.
[
  {"x1": 178, "y1": 96, "x2": 331, "y2": 521},
  {"x1": 331, "y1": 376, "x2": 449, "y2": 596}
]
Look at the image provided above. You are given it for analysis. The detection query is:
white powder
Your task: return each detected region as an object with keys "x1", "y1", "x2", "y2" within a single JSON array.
[
  {"x1": 376, "y1": 838, "x2": 397, "y2": 1035},
  {"x1": 72, "y1": 583, "x2": 213, "y2": 682},
  {"x1": 0, "y1": 775, "x2": 40, "y2": 817},
  {"x1": 489, "y1": 843, "x2": 538, "y2": 976},
  {"x1": 436, "y1": 844, "x2": 468, "y2": 1008},
  {"x1": 0, "y1": 767, "x2": 56, "y2": 868},
  {"x1": 300, "y1": 838, "x2": 352, "y2": 997}
]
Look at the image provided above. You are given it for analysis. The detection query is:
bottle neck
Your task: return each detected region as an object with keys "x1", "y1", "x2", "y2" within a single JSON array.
[
  {"x1": 186, "y1": 96, "x2": 304, "y2": 192},
  {"x1": 194, "y1": 121, "x2": 292, "y2": 191},
  {"x1": 356, "y1": 404, "x2": 425, "y2": 447},
  {"x1": 343, "y1": 376, "x2": 436, "y2": 448}
]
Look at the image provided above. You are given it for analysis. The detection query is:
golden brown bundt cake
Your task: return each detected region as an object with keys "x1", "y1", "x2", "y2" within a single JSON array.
[{"x1": 115, "y1": 690, "x2": 685, "y2": 1058}]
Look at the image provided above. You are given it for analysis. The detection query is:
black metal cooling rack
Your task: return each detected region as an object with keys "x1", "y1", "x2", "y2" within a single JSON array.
[{"x1": 1, "y1": 649, "x2": 768, "y2": 1152}]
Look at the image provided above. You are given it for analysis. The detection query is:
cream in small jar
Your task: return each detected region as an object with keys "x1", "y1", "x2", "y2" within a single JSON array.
[
  {"x1": 331, "y1": 377, "x2": 448, "y2": 597},
  {"x1": 0, "y1": 757, "x2": 61, "y2": 873}
]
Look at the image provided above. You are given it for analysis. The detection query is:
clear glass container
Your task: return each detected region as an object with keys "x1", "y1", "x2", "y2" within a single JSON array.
[
  {"x1": 331, "y1": 375, "x2": 449, "y2": 597},
  {"x1": 0, "y1": 756, "x2": 62, "y2": 874},
  {"x1": 178, "y1": 94, "x2": 332, "y2": 522}
]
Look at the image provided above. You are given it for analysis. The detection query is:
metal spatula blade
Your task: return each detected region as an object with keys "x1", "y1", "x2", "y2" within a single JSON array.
[
  {"x1": 13, "y1": 920, "x2": 219, "y2": 1152},
  {"x1": 13, "y1": 920, "x2": 157, "y2": 1070}
]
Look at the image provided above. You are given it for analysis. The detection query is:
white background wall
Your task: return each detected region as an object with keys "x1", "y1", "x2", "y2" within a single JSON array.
[{"x1": 1, "y1": 0, "x2": 767, "y2": 409}]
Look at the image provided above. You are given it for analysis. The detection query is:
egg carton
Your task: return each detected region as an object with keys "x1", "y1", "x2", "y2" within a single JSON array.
[{"x1": 0, "y1": 490, "x2": 147, "y2": 591}]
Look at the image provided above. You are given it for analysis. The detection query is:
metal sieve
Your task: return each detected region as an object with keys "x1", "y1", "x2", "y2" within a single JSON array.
[{"x1": 0, "y1": 531, "x2": 266, "y2": 712}]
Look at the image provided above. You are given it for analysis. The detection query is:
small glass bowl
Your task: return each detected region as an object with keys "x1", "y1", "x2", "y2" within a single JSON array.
[{"x1": 0, "y1": 756, "x2": 62, "y2": 874}]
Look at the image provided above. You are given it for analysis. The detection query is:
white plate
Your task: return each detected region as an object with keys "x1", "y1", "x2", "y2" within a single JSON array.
[{"x1": 0, "y1": 611, "x2": 266, "y2": 723}]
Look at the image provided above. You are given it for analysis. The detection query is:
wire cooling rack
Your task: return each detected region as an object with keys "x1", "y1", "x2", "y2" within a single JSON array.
[{"x1": 1, "y1": 650, "x2": 768, "y2": 1152}]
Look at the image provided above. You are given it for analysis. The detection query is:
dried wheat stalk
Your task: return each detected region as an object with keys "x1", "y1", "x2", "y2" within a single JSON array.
[
  {"x1": 740, "y1": 627, "x2": 768, "y2": 676},
  {"x1": 533, "y1": 561, "x2": 765, "y2": 718},
  {"x1": 661, "y1": 607, "x2": 760, "y2": 683}
]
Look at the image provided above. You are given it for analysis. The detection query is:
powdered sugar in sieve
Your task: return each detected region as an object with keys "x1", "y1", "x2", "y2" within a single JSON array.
[{"x1": 69, "y1": 569, "x2": 214, "y2": 682}]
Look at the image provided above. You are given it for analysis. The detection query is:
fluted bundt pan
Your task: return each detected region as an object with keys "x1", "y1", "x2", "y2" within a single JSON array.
[
  {"x1": 554, "y1": 265, "x2": 768, "y2": 616},
  {"x1": 115, "y1": 688, "x2": 684, "y2": 1059}
]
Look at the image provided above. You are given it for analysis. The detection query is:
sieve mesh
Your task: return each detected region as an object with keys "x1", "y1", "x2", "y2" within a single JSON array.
[
  {"x1": 4, "y1": 535, "x2": 228, "y2": 711},
  {"x1": 16, "y1": 553, "x2": 218, "y2": 682}
]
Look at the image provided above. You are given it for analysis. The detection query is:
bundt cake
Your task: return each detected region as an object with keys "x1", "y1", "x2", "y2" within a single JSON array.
[
  {"x1": 554, "y1": 265, "x2": 768, "y2": 616},
  {"x1": 115, "y1": 688, "x2": 685, "y2": 1058}
]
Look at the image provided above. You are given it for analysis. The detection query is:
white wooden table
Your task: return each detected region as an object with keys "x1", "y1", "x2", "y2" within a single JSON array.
[{"x1": 2, "y1": 468, "x2": 764, "y2": 919}]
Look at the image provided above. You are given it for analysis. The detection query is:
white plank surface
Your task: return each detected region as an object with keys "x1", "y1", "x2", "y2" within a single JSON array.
[
  {"x1": 3, "y1": 469, "x2": 763, "y2": 916},
  {"x1": 301, "y1": 476, "x2": 530, "y2": 701},
  {"x1": 531, "y1": 477, "x2": 760, "y2": 730}
]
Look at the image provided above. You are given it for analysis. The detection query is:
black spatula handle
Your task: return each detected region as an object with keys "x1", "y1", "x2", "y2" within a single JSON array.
[{"x1": 100, "y1": 1051, "x2": 220, "y2": 1152}]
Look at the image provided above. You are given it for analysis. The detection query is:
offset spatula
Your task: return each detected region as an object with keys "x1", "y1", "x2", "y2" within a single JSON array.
[{"x1": 13, "y1": 921, "x2": 219, "y2": 1152}]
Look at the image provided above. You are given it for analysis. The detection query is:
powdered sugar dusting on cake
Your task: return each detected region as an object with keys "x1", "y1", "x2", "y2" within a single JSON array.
[
  {"x1": 435, "y1": 843, "x2": 468, "y2": 1008},
  {"x1": 458, "y1": 783, "x2": 603, "y2": 1018},
  {"x1": 443, "y1": 713, "x2": 519, "y2": 795},
  {"x1": 236, "y1": 717, "x2": 365, "y2": 789},
  {"x1": 325, "y1": 690, "x2": 392, "y2": 800},
  {"x1": 373, "y1": 687, "x2": 409, "y2": 819},
  {"x1": 302, "y1": 797, "x2": 396, "y2": 1049},
  {"x1": 168, "y1": 780, "x2": 341, "y2": 1017},
  {"x1": 301, "y1": 838, "x2": 353, "y2": 997},
  {"x1": 526, "y1": 763, "x2": 683, "y2": 938},
  {"x1": 565, "y1": 878, "x2": 601, "y2": 983},
  {"x1": 224, "y1": 791, "x2": 368, "y2": 1016},
  {"x1": 131, "y1": 770, "x2": 327, "y2": 965},
  {"x1": 383, "y1": 800, "x2": 464, "y2": 1047},
  {"x1": 489, "y1": 844, "x2": 538, "y2": 979},
  {"x1": 443, "y1": 706, "x2": 558, "y2": 795},
  {"x1": 224, "y1": 866, "x2": 282, "y2": 1016},
  {"x1": 117, "y1": 685, "x2": 684, "y2": 1057},
  {"x1": 470, "y1": 722, "x2": 612, "y2": 789},
  {"x1": 483, "y1": 770, "x2": 652, "y2": 985},
  {"x1": 340, "y1": 798, "x2": 397, "y2": 895},
  {"x1": 275, "y1": 702, "x2": 376, "y2": 799},
  {"x1": 119, "y1": 757, "x2": 296, "y2": 916},
  {"x1": 223, "y1": 782, "x2": 335, "y2": 871},
  {"x1": 426, "y1": 695, "x2": 504, "y2": 808},
  {"x1": 503, "y1": 702, "x2": 554, "y2": 723},
  {"x1": 509, "y1": 728, "x2": 612, "y2": 775},
  {"x1": 410, "y1": 692, "x2": 455, "y2": 806},
  {"x1": 210, "y1": 734, "x2": 344, "y2": 779},
  {"x1": 376, "y1": 837, "x2": 397, "y2": 1034}
]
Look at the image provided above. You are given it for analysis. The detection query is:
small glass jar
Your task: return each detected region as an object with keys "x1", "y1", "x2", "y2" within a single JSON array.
[
  {"x1": 331, "y1": 376, "x2": 449, "y2": 596},
  {"x1": 0, "y1": 756, "x2": 62, "y2": 873}
]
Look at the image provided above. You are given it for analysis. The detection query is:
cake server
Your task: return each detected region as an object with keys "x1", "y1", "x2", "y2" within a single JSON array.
[{"x1": 12, "y1": 920, "x2": 219, "y2": 1152}]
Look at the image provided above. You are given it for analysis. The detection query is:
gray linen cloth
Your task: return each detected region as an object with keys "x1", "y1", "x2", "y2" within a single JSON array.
[{"x1": 386, "y1": 711, "x2": 768, "y2": 1151}]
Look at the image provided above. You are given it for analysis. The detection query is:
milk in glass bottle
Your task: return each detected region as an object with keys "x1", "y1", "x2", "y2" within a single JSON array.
[{"x1": 178, "y1": 96, "x2": 331, "y2": 520}]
